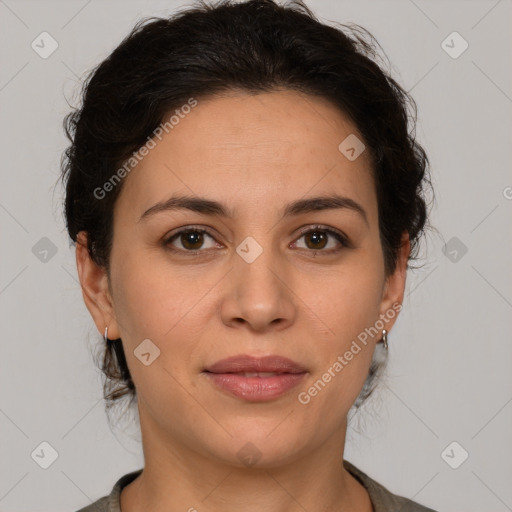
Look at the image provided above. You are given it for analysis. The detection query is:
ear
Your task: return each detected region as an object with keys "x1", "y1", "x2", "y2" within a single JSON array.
[
  {"x1": 378, "y1": 231, "x2": 411, "y2": 331},
  {"x1": 75, "y1": 231, "x2": 121, "y2": 340}
]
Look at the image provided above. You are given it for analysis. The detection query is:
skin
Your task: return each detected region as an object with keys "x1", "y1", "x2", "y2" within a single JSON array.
[{"x1": 76, "y1": 89, "x2": 410, "y2": 512}]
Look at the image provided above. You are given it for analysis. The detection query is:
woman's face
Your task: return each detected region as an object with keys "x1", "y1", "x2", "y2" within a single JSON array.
[{"x1": 78, "y1": 89, "x2": 409, "y2": 468}]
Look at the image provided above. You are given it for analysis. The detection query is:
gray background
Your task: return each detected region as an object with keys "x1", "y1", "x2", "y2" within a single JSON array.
[{"x1": 1, "y1": 0, "x2": 511, "y2": 510}]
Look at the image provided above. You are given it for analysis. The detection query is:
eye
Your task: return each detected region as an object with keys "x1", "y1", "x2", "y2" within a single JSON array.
[
  {"x1": 291, "y1": 225, "x2": 349, "y2": 254},
  {"x1": 164, "y1": 227, "x2": 220, "y2": 254}
]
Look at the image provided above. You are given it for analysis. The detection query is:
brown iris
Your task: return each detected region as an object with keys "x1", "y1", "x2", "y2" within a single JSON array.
[
  {"x1": 180, "y1": 231, "x2": 205, "y2": 250},
  {"x1": 304, "y1": 230, "x2": 328, "y2": 250}
]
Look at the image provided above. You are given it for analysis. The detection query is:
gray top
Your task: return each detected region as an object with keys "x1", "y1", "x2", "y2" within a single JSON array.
[{"x1": 75, "y1": 460, "x2": 437, "y2": 512}]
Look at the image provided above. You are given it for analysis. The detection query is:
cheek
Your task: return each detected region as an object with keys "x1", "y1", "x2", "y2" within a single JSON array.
[
  {"x1": 108, "y1": 254, "x2": 222, "y2": 442},
  {"x1": 111, "y1": 247, "x2": 199, "y2": 337},
  {"x1": 110, "y1": 252, "x2": 212, "y2": 378},
  {"x1": 306, "y1": 258, "x2": 384, "y2": 344},
  {"x1": 296, "y1": 258, "x2": 384, "y2": 407}
]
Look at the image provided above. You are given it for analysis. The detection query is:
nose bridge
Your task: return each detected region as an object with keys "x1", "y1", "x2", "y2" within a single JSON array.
[
  {"x1": 235, "y1": 232, "x2": 282, "y2": 301},
  {"x1": 222, "y1": 232, "x2": 296, "y2": 331}
]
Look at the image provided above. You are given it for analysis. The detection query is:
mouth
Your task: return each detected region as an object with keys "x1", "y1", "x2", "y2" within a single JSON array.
[
  {"x1": 203, "y1": 355, "x2": 308, "y2": 402},
  {"x1": 219, "y1": 371, "x2": 289, "y2": 378}
]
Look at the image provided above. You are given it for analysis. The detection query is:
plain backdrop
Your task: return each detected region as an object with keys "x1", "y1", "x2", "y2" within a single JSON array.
[{"x1": 0, "y1": 1, "x2": 511, "y2": 511}]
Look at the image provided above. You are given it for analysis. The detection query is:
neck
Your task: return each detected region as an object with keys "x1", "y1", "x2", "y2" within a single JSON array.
[{"x1": 120, "y1": 405, "x2": 372, "y2": 512}]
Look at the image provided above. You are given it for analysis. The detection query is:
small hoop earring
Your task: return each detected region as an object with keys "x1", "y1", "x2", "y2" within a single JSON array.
[
  {"x1": 104, "y1": 326, "x2": 109, "y2": 343},
  {"x1": 381, "y1": 329, "x2": 388, "y2": 350}
]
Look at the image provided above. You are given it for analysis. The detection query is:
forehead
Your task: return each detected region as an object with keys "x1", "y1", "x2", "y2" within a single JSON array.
[{"x1": 115, "y1": 89, "x2": 377, "y2": 224}]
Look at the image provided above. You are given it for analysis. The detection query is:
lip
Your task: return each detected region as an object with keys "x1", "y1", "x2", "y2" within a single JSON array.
[
  {"x1": 205, "y1": 354, "x2": 307, "y2": 374},
  {"x1": 203, "y1": 354, "x2": 308, "y2": 402}
]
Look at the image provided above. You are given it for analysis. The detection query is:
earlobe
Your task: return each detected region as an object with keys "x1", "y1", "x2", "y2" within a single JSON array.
[{"x1": 75, "y1": 231, "x2": 121, "y2": 340}]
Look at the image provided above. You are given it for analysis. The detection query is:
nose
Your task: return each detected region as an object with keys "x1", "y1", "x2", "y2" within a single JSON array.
[{"x1": 220, "y1": 243, "x2": 297, "y2": 333}]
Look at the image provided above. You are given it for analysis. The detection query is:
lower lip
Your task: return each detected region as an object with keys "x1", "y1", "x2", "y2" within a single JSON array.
[{"x1": 204, "y1": 372, "x2": 307, "y2": 402}]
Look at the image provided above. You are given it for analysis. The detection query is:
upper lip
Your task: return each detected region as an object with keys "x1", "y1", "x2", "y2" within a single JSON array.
[{"x1": 204, "y1": 355, "x2": 307, "y2": 374}]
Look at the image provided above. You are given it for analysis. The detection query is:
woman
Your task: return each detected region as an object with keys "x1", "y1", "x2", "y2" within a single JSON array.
[{"x1": 61, "y1": 0, "x2": 436, "y2": 510}]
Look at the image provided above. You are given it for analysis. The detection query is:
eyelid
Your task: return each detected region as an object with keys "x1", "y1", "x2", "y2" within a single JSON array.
[{"x1": 295, "y1": 224, "x2": 349, "y2": 244}]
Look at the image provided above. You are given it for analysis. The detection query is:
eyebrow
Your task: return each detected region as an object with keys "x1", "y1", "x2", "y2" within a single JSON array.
[{"x1": 138, "y1": 194, "x2": 369, "y2": 226}]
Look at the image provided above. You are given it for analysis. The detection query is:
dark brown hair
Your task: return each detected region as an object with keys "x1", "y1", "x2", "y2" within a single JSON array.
[{"x1": 60, "y1": 0, "x2": 433, "y2": 411}]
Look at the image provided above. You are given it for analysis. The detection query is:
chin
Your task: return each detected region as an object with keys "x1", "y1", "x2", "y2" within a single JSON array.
[{"x1": 206, "y1": 425, "x2": 311, "y2": 470}]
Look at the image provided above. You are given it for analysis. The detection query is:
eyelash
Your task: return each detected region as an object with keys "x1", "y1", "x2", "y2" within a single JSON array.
[{"x1": 163, "y1": 224, "x2": 350, "y2": 256}]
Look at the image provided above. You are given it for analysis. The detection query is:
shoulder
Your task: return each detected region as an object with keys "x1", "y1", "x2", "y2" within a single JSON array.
[
  {"x1": 74, "y1": 495, "x2": 109, "y2": 512},
  {"x1": 343, "y1": 460, "x2": 439, "y2": 512},
  {"x1": 73, "y1": 469, "x2": 143, "y2": 512}
]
